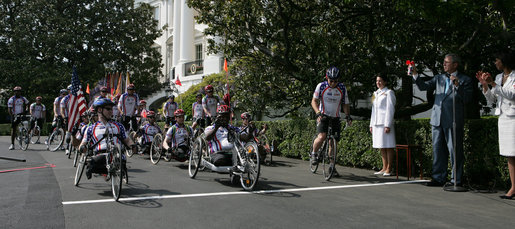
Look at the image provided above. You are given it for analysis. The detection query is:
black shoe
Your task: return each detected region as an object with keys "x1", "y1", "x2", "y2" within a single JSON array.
[
  {"x1": 444, "y1": 182, "x2": 463, "y2": 187},
  {"x1": 499, "y1": 194, "x2": 515, "y2": 199},
  {"x1": 424, "y1": 180, "x2": 445, "y2": 187},
  {"x1": 86, "y1": 169, "x2": 92, "y2": 180}
]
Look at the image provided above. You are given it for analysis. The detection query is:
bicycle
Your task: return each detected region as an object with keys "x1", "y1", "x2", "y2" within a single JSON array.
[
  {"x1": 149, "y1": 133, "x2": 164, "y2": 165},
  {"x1": 29, "y1": 118, "x2": 42, "y2": 144},
  {"x1": 309, "y1": 123, "x2": 339, "y2": 181},
  {"x1": 15, "y1": 115, "x2": 31, "y2": 151},
  {"x1": 47, "y1": 117, "x2": 65, "y2": 152},
  {"x1": 74, "y1": 129, "x2": 128, "y2": 201},
  {"x1": 189, "y1": 130, "x2": 260, "y2": 191}
]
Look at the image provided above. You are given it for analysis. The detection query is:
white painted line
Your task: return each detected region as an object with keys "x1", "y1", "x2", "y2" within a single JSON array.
[{"x1": 63, "y1": 179, "x2": 429, "y2": 205}]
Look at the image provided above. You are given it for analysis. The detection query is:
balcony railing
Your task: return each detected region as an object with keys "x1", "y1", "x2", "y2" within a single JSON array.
[{"x1": 185, "y1": 60, "x2": 204, "y2": 76}]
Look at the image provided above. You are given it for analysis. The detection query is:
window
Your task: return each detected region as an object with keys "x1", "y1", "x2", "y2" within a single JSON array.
[
  {"x1": 195, "y1": 44, "x2": 203, "y2": 61},
  {"x1": 154, "y1": 6, "x2": 160, "y2": 29}
]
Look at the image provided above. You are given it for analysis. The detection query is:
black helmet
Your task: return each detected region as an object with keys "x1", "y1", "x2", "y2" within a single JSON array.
[
  {"x1": 93, "y1": 98, "x2": 115, "y2": 110},
  {"x1": 326, "y1": 66, "x2": 340, "y2": 80}
]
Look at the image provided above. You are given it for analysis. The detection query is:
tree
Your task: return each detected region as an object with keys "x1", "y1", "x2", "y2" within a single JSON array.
[
  {"x1": 188, "y1": 0, "x2": 514, "y2": 119},
  {"x1": 0, "y1": 0, "x2": 163, "y2": 108}
]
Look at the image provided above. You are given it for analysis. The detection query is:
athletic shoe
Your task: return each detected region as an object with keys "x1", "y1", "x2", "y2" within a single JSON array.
[{"x1": 9, "y1": 144, "x2": 14, "y2": 150}]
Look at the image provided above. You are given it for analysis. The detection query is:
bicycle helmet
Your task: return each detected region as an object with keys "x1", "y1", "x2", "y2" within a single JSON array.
[
  {"x1": 240, "y1": 112, "x2": 252, "y2": 121},
  {"x1": 174, "y1": 109, "x2": 185, "y2": 116},
  {"x1": 36, "y1": 96, "x2": 42, "y2": 101},
  {"x1": 139, "y1": 100, "x2": 146, "y2": 104},
  {"x1": 326, "y1": 66, "x2": 340, "y2": 80},
  {"x1": 217, "y1": 105, "x2": 230, "y2": 114},
  {"x1": 92, "y1": 98, "x2": 115, "y2": 109},
  {"x1": 204, "y1": 85, "x2": 213, "y2": 92},
  {"x1": 127, "y1": 84, "x2": 135, "y2": 90},
  {"x1": 147, "y1": 111, "x2": 156, "y2": 118},
  {"x1": 100, "y1": 86, "x2": 109, "y2": 92},
  {"x1": 60, "y1": 89, "x2": 68, "y2": 94},
  {"x1": 13, "y1": 86, "x2": 22, "y2": 91}
]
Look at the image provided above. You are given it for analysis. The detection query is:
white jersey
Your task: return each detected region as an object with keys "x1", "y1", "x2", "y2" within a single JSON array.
[
  {"x1": 192, "y1": 101, "x2": 204, "y2": 119},
  {"x1": 205, "y1": 125, "x2": 239, "y2": 154},
  {"x1": 112, "y1": 102, "x2": 120, "y2": 117},
  {"x1": 166, "y1": 124, "x2": 193, "y2": 148},
  {"x1": 118, "y1": 93, "x2": 140, "y2": 117},
  {"x1": 202, "y1": 95, "x2": 220, "y2": 117},
  {"x1": 30, "y1": 103, "x2": 46, "y2": 119},
  {"x1": 163, "y1": 101, "x2": 178, "y2": 117},
  {"x1": 60, "y1": 95, "x2": 71, "y2": 117},
  {"x1": 141, "y1": 123, "x2": 162, "y2": 144},
  {"x1": 8, "y1": 96, "x2": 29, "y2": 115},
  {"x1": 313, "y1": 81, "x2": 349, "y2": 118},
  {"x1": 54, "y1": 96, "x2": 63, "y2": 116},
  {"x1": 83, "y1": 121, "x2": 127, "y2": 152}
]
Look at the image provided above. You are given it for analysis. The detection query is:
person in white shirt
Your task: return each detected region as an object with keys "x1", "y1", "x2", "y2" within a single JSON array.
[
  {"x1": 369, "y1": 74, "x2": 396, "y2": 176},
  {"x1": 163, "y1": 109, "x2": 193, "y2": 162},
  {"x1": 7, "y1": 86, "x2": 29, "y2": 150},
  {"x1": 477, "y1": 50, "x2": 515, "y2": 199},
  {"x1": 29, "y1": 96, "x2": 46, "y2": 142},
  {"x1": 191, "y1": 93, "x2": 205, "y2": 129},
  {"x1": 163, "y1": 95, "x2": 178, "y2": 130},
  {"x1": 118, "y1": 84, "x2": 140, "y2": 131}
]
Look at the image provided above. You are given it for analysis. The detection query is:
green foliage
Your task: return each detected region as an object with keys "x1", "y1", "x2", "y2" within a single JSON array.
[{"x1": 0, "y1": 0, "x2": 163, "y2": 105}]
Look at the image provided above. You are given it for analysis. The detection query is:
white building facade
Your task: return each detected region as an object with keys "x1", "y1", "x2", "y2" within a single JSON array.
[{"x1": 135, "y1": 0, "x2": 224, "y2": 105}]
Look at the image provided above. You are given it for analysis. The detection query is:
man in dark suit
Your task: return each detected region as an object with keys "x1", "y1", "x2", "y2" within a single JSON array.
[{"x1": 411, "y1": 54, "x2": 473, "y2": 187}]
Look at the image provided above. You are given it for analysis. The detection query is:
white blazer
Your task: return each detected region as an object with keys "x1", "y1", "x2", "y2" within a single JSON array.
[
  {"x1": 370, "y1": 87, "x2": 396, "y2": 128},
  {"x1": 483, "y1": 71, "x2": 515, "y2": 116}
]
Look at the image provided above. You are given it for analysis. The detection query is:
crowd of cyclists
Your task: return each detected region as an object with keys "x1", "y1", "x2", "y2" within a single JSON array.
[{"x1": 7, "y1": 66, "x2": 351, "y2": 193}]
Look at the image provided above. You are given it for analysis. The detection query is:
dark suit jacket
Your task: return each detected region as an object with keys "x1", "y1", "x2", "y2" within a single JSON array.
[{"x1": 415, "y1": 72, "x2": 473, "y2": 128}]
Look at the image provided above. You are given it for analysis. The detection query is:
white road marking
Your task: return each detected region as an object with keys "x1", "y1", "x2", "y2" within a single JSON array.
[{"x1": 63, "y1": 179, "x2": 429, "y2": 205}]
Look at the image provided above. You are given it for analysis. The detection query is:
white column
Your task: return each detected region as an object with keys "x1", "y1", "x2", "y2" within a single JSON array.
[
  {"x1": 172, "y1": 0, "x2": 181, "y2": 67},
  {"x1": 204, "y1": 35, "x2": 223, "y2": 74},
  {"x1": 179, "y1": 0, "x2": 194, "y2": 63}
]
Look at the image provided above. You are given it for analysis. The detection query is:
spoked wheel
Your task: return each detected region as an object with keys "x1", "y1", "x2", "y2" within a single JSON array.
[
  {"x1": 188, "y1": 138, "x2": 202, "y2": 178},
  {"x1": 72, "y1": 146, "x2": 79, "y2": 167},
  {"x1": 30, "y1": 126, "x2": 41, "y2": 144},
  {"x1": 19, "y1": 128, "x2": 29, "y2": 151},
  {"x1": 110, "y1": 145, "x2": 123, "y2": 201},
  {"x1": 150, "y1": 133, "x2": 163, "y2": 165},
  {"x1": 74, "y1": 153, "x2": 86, "y2": 186},
  {"x1": 322, "y1": 137, "x2": 337, "y2": 181},
  {"x1": 67, "y1": 143, "x2": 73, "y2": 159},
  {"x1": 48, "y1": 128, "x2": 64, "y2": 152},
  {"x1": 309, "y1": 135, "x2": 319, "y2": 173},
  {"x1": 240, "y1": 142, "x2": 260, "y2": 191},
  {"x1": 126, "y1": 131, "x2": 137, "y2": 157},
  {"x1": 199, "y1": 139, "x2": 209, "y2": 171}
]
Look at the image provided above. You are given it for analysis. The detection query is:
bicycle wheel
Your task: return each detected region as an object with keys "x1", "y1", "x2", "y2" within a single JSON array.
[
  {"x1": 150, "y1": 133, "x2": 163, "y2": 165},
  {"x1": 30, "y1": 126, "x2": 41, "y2": 144},
  {"x1": 126, "y1": 131, "x2": 137, "y2": 157},
  {"x1": 73, "y1": 146, "x2": 79, "y2": 167},
  {"x1": 110, "y1": 145, "x2": 123, "y2": 201},
  {"x1": 74, "y1": 153, "x2": 86, "y2": 186},
  {"x1": 18, "y1": 127, "x2": 29, "y2": 151},
  {"x1": 199, "y1": 138, "x2": 210, "y2": 171},
  {"x1": 48, "y1": 128, "x2": 64, "y2": 152},
  {"x1": 67, "y1": 142, "x2": 73, "y2": 159},
  {"x1": 322, "y1": 137, "x2": 337, "y2": 181},
  {"x1": 188, "y1": 138, "x2": 202, "y2": 178},
  {"x1": 309, "y1": 135, "x2": 319, "y2": 173},
  {"x1": 240, "y1": 142, "x2": 260, "y2": 191}
]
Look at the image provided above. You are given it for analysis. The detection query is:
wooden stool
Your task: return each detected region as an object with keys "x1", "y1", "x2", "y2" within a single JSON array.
[{"x1": 395, "y1": 144, "x2": 422, "y2": 180}]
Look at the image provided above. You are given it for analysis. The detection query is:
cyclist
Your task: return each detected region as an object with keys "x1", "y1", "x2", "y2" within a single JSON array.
[
  {"x1": 28, "y1": 96, "x2": 46, "y2": 142},
  {"x1": 163, "y1": 109, "x2": 193, "y2": 161},
  {"x1": 202, "y1": 85, "x2": 222, "y2": 126},
  {"x1": 97, "y1": 86, "x2": 109, "y2": 100},
  {"x1": 52, "y1": 89, "x2": 67, "y2": 130},
  {"x1": 163, "y1": 95, "x2": 178, "y2": 130},
  {"x1": 137, "y1": 111, "x2": 162, "y2": 155},
  {"x1": 118, "y1": 83, "x2": 140, "y2": 131},
  {"x1": 61, "y1": 85, "x2": 73, "y2": 152},
  {"x1": 191, "y1": 93, "x2": 205, "y2": 130},
  {"x1": 204, "y1": 105, "x2": 242, "y2": 172},
  {"x1": 310, "y1": 67, "x2": 352, "y2": 175},
  {"x1": 79, "y1": 98, "x2": 136, "y2": 180},
  {"x1": 74, "y1": 108, "x2": 96, "y2": 147},
  {"x1": 112, "y1": 95, "x2": 121, "y2": 122},
  {"x1": 239, "y1": 112, "x2": 267, "y2": 143},
  {"x1": 7, "y1": 86, "x2": 29, "y2": 150},
  {"x1": 137, "y1": 100, "x2": 149, "y2": 124}
]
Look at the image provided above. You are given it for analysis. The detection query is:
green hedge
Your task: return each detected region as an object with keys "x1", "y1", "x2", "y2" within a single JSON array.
[{"x1": 256, "y1": 117, "x2": 508, "y2": 189}]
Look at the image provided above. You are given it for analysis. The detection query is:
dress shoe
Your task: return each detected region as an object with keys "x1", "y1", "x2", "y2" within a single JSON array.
[
  {"x1": 374, "y1": 171, "x2": 384, "y2": 175},
  {"x1": 424, "y1": 180, "x2": 445, "y2": 187},
  {"x1": 499, "y1": 194, "x2": 515, "y2": 200}
]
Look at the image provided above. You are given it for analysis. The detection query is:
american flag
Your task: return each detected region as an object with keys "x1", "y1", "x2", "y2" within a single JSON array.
[{"x1": 67, "y1": 67, "x2": 87, "y2": 132}]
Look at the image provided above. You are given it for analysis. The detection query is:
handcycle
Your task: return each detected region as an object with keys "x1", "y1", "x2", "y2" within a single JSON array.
[
  {"x1": 29, "y1": 118, "x2": 42, "y2": 144},
  {"x1": 15, "y1": 114, "x2": 31, "y2": 151},
  {"x1": 47, "y1": 116, "x2": 66, "y2": 152},
  {"x1": 74, "y1": 131, "x2": 129, "y2": 201},
  {"x1": 161, "y1": 139, "x2": 191, "y2": 163},
  {"x1": 132, "y1": 132, "x2": 164, "y2": 165},
  {"x1": 309, "y1": 121, "x2": 345, "y2": 181},
  {"x1": 188, "y1": 131, "x2": 260, "y2": 191}
]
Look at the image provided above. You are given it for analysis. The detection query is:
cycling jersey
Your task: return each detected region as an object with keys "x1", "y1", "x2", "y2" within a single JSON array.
[
  {"x1": 239, "y1": 124, "x2": 258, "y2": 142},
  {"x1": 118, "y1": 93, "x2": 140, "y2": 117},
  {"x1": 83, "y1": 121, "x2": 127, "y2": 153},
  {"x1": 60, "y1": 94, "x2": 71, "y2": 117},
  {"x1": 30, "y1": 103, "x2": 46, "y2": 119},
  {"x1": 54, "y1": 96, "x2": 63, "y2": 116},
  {"x1": 313, "y1": 81, "x2": 349, "y2": 118},
  {"x1": 202, "y1": 95, "x2": 221, "y2": 117},
  {"x1": 163, "y1": 101, "x2": 178, "y2": 117},
  {"x1": 75, "y1": 123, "x2": 91, "y2": 141},
  {"x1": 165, "y1": 124, "x2": 192, "y2": 148},
  {"x1": 192, "y1": 101, "x2": 204, "y2": 119},
  {"x1": 141, "y1": 123, "x2": 162, "y2": 144},
  {"x1": 8, "y1": 96, "x2": 29, "y2": 115},
  {"x1": 205, "y1": 124, "x2": 239, "y2": 154}
]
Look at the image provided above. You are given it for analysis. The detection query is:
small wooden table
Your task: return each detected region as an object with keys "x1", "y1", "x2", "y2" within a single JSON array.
[{"x1": 396, "y1": 144, "x2": 423, "y2": 180}]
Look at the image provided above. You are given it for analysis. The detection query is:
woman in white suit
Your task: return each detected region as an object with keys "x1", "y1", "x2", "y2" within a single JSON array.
[
  {"x1": 370, "y1": 74, "x2": 396, "y2": 176},
  {"x1": 478, "y1": 50, "x2": 515, "y2": 199}
]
